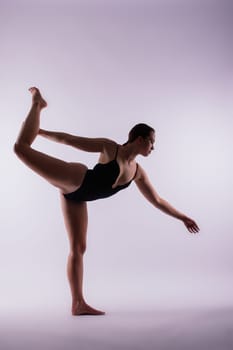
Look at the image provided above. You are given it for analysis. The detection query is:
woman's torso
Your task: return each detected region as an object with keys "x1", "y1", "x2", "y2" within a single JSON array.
[
  {"x1": 64, "y1": 142, "x2": 138, "y2": 202},
  {"x1": 98, "y1": 142, "x2": 138, "y2": 189}
]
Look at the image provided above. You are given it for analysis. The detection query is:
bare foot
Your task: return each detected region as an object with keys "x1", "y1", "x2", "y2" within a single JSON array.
[
  {"x1": 29, "y1": 87, "x2": 47, "y2": 109},
  {"x1": 72, "y1": 301, "x2": 105, "y2": 316}
]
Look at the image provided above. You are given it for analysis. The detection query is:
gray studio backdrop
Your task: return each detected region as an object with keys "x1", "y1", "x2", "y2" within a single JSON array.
[{"x1": 1, "y1": 0, "x2": 232, "y2": 314}]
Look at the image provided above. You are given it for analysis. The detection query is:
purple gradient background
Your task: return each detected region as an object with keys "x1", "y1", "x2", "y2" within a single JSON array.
[{"x1": 1, "y1": 0, "x2": 233, "y2": 349}]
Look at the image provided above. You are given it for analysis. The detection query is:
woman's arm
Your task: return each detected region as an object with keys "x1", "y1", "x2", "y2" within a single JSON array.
[
  {"x1": 135, "y1": 165, "x2": 199, "y2": 234},
  {"x1": 38, "y1": 129, "x2": 114, "y2": 153}
]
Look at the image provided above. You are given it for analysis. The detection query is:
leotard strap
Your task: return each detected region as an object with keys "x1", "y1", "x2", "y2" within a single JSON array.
[
  {"x1": 133, "y1": 163, "x2": 138, "y2": 180},
  {"x1": 114, "y1": 145, "x2": 119, "y2": 160}
]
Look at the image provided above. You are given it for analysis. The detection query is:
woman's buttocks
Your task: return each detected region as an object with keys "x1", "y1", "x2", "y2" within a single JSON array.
[{"x1": 63, "y1": 162, "x2": 89, "y2": 194}]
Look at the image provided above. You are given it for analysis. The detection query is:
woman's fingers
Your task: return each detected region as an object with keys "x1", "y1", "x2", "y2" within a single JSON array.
[{"x1": 185, "y1": 218, "x2": 200, "y2": 234}]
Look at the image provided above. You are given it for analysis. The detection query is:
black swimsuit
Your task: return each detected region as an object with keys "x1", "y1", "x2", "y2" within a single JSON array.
[{"x1": 64, "y1": 145, "x2": 138, "y2": 202}]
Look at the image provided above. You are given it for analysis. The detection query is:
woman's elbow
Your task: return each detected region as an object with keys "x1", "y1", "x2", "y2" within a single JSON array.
[{"x1": 153, "y1": 195, "x2": 162, "y2": 207}]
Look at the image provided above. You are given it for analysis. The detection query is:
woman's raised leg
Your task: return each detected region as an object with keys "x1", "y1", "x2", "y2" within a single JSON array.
[
  {"x1": 60, "y1": 194, "x2": 105, "y2": 316},
  {"x1": 16, "y1": 87, "x2": 47, "y2": 146},
  {"x1": 14, "y1": 87, "x2": 87, "y2": 193}
]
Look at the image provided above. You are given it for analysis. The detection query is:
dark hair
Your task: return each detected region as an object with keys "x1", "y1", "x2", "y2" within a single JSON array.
[{"x1": 124, "y1": 123, "x2": 155, "y2": 145}]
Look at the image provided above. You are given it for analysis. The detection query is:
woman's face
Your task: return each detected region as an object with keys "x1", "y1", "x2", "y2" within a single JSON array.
[{"x1": 140, "y1": 131, "x2": 155, "y2": 156}]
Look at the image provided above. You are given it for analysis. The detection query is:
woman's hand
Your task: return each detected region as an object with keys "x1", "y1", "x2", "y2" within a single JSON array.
[
  {"x1": 37, "y1": 129, "x2": 66, "y2": 143},
  {"x1": 182, "y1": 216, "x2": 200, "y2": 234}
]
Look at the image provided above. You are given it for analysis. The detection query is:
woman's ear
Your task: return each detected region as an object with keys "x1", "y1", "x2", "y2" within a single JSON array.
[{"x1": 136, "y1": 136, "x2": 144, "y2": 144}]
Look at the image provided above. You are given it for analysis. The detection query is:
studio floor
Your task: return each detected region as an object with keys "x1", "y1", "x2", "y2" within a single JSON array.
[{"x1": 1, "y1": 305, "x2": 233, "y2": 350}]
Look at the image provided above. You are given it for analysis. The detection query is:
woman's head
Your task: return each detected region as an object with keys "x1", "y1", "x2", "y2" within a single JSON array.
[
  {"x1": 127, "y1": 123, "x2": 155, "y2": 143},
  {"x1": 124, "y1": 123, "x2": 155, "y2": 156}
]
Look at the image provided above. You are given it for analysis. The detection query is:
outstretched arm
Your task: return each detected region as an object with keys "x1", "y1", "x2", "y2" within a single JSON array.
[
  {"x1": 39, "y1": 129, "x2": 114, "y2": 153},
  {"x1": 135, "y1": 165, "x2": 200, "y2": 234}
]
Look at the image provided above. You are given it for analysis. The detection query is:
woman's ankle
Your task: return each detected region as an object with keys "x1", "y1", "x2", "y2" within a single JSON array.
[{"x1": 72, "y1": 298, "x2": 85, "y2": 307}]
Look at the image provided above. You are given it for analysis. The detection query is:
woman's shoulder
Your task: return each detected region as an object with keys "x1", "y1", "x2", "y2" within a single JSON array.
[
  {"x1": 100, "y1": 139, "x2": 118, "y2": 162},
  {"x1": 103, "y1": 139, "x2": 118, "y2": 153},
  {"x1": 133, "y1": 163, "x2": 148, "y2": 182}
]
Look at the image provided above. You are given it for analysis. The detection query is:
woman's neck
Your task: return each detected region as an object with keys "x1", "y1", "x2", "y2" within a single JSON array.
[{"x1": 119, "y1": 143, "x2": 138, "y2": 163}]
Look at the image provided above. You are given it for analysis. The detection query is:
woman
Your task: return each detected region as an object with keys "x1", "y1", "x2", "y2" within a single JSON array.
[{"x1": 14, "y1": 87, "x2": 199, "y2": 316}]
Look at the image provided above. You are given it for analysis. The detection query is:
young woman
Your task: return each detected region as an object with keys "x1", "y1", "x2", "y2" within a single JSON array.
[{"x1": 14, "y1": 87, "x2": 199, "y2": 316}]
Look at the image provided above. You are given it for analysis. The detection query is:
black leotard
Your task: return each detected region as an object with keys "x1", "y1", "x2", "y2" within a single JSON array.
[{"x1": 64, "y1": 145, "x2": 138, "y2": 202}]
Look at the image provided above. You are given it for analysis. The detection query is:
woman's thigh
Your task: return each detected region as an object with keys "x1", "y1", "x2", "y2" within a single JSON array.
[{"x1": 15, "y1": 143, "x2": 88, "y2": 193}]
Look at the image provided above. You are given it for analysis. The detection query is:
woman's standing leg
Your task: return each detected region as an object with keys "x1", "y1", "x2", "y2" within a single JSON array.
[{"x1": 60, "y1": 194, "x2": 105, "y2": 316}]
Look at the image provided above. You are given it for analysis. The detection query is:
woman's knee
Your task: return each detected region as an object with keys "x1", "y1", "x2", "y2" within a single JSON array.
[
  {"x1": 14, "y1": 142, "x2": 28, "y2": 158},
  {"x1": 70, "y1": 243, "x2": 87, "y2": 256}
]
